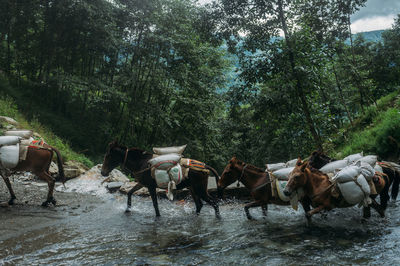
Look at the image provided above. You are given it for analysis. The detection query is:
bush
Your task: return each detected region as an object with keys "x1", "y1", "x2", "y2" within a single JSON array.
[
  {"x1": 0, "y1": 93, "x2": 94, "y2": 167},
  {"x1": 337, "y1": 108, "x2": 400, "y2": 158}
]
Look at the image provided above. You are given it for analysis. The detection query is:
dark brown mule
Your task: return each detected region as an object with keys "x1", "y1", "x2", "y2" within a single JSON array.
[
  {"x1": 283, "y1": 158, "x2": 385, "y2": 223},
  {"x1": 217, "y1": 157, "x2": 312, "y2": 220},
  {"x1": 1, "y1": 144, "x2": 65, "y2": 206},
  {"x1": 101, "y1": 141, "x2": 221, "y2": 218},
  {"x1": 308, "y1": 151, "x2": 400, "y2": 211}
]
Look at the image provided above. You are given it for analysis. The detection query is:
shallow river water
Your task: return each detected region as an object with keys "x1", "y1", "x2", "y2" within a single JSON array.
[{"x1": 1, "y1": 191, "x2": 400, "y2": 265}]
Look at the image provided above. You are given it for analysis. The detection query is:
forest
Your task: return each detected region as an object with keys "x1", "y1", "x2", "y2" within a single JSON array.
[{"x1": 1, "y1": 0, "x2": 400, "y2": 170}]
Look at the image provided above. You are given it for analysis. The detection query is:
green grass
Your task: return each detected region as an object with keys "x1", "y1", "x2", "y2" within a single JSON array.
[
  {"x1": 333, "y1": 107, "x2": 400, "y2": 159},
  {"x1": 0, "y1": 95, "x2": 93, "y2": 167}
]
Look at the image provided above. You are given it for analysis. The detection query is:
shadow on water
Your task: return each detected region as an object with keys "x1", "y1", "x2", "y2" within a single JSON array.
[{"x1": 1, "y1": 195, "x2": 400, "y2": 265}]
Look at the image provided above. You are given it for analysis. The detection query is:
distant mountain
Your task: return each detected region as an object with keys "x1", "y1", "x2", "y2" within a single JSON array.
[{"x1": 353, "y1": 29, "x2": 385, "y2": 43}]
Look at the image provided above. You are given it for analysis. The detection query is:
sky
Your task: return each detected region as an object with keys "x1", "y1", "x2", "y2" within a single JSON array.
[{"x1": 197, "y1": 0, "x2": 400, "y2": 33}]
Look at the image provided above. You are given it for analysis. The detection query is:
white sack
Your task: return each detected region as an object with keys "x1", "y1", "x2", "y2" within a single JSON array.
[
  {"x1": 276, "y1": 179, "x2": 290, "y2": 202},
  {"x1": 337, "y1": 175, "x2": 370, "y2": 205},
  {"x1": 343, "y1": 152, "x2": 363, "y2": 163},
  {"x1": 0, "y1": 143, "x2": 19, "y2": 168},
  {"x1": 4, "y1": 130, "x2": 33, "y2": 139},
  {"x1": 320, "y1": 159, "x2": 349, "y2": 174},
  {"x1": 374, "y1": 164, "x2": 383, "y2": 173},
  {"x1": 153, "y1": 145, "x2": 187, "y2": 155},
  {"x1": 266, "y1": 162, "x2": 286, "y2": 172},
  {"x1": 0, "y1": 136, "x2": 21, "y2": 145},
  {"x1": 332, "y1": 165, "x2": 361, "y2": 183},
  {"x1": 273, "y1": 167, "x2": 294, "y2": 180},
  {"x1": 359, "y1": 162, "x2": 375, "y2": 181},
  {"x1": 154, "y1": 164, "x2": 183, "y2": 188},
  {"x1": 356, "y1": 155, "x2": 377, "y2": 167},
  {"x1": 286, "y1": 159, "x2": 298, "y2": 167},
  {"x1": 148, "y1": 153, "x2": 181, "y2": 170}
]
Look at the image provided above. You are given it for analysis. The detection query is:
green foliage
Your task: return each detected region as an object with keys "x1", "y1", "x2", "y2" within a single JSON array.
[
  {"x1": 336, "y1": 108, "x2": 400, "y2": 158},
  {"x1": 0, "y1": 89, "x2": 93, "y2": 167},
  {"x1": 1, "y1": 0, "x2": 400, "y2": 170}
]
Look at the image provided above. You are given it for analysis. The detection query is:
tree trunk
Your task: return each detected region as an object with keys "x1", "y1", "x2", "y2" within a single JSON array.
[{"x1": 277, "y1": 0, "x2": 323, "y2": 151}]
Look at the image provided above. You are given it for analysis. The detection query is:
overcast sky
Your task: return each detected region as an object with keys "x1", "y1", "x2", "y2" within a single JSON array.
[{"x1": 198, "y1": 0, "x2": 400, "y2": 33}]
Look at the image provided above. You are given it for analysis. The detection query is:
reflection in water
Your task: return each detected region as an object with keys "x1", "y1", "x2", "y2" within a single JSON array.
[{"x1": 1, "y1": 196, "x2": 399, "y2": 265}]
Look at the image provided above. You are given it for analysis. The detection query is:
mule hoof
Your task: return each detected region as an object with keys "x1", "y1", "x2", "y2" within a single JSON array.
[
  {"x1": 51, "y1": 199, "x2": 57, "y2": 206},
  {"x1": 216, "y1": 213, "x2": 222, "y2": 220},
  {"x1": 8, "y1": 198, "x2": 16, "y2": 205},
  {"x1": 125, "y1": 207, "x2": 132, "y2": 213},
  {"x1": 42, "y1": 201, "x2": 50, "y2": 207}
]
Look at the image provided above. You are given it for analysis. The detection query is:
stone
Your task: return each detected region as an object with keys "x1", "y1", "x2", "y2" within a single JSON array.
[
  {"x1": 5, "y1": 125, "x2": 16, "y2": 130},
  {"x1": 64, "y1": 168, "x2": 82, "y2": 179},
  {"x1": 106, "y1": 181, "x2": 124, "y2": 192},
  {"x1": 0, "y1": 116, "x2": 19, "y2": 126},
  {"x1": 107, "y1": 169, "x2": 129, "y2": 183},
  {"x1": 62, "y1": 160, "x2": 89, "y2": 179},
  {"x1": 119, "y1": 181, "x2": 138, "y2": 194},
  {"x1": 49, "y1": 162, "x2": 59, "y2": 175}
]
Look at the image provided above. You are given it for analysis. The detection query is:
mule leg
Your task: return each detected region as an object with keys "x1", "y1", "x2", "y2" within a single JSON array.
[
  {"x1": 300, "y1": 198, "x2": 312, "y2": 225},
  {"x1": 2, "y1": 174, "x2": 16, "y2": 205},
  {"x1": 363, "y1": 206, "x2": 371, "y2": 219},
  {"x1": 261, "y1": 205, "x2": 268, "y2": 217},
  {"x1": 37, "y1": 171, "x2": 56, "y2": 207},
  {"x1": 244, "y1": 201, "x2": 262, "y2": 220},
  {"x1": 199, "y1": 192, "x2": 220, "y2": 219},
  {"x1": 306, "y1": 205, "x2": 325, "y2": 219},
  {"x1": 126, "y1": 183, "x2": 144, "y2": 212},
  {"x1": 190, "y1": 188, "x2": 203, "y2": 215},
  {"x1": 148, "y1": 186, "x2": 160, "y2": 217},
  {"x1": 370, "y1": 198, "x2": 385, "y2": 218}
]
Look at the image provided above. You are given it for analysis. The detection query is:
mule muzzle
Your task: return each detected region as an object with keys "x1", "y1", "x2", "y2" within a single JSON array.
[
  {"x1": 283, "y1": 188, "x2": 292, "y2": 197},
  {"x1": 101, "y1": 167, "x2": 110, "y2": 177}
]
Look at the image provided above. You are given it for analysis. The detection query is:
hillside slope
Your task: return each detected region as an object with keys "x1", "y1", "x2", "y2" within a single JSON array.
[
  {"x1": 328, "y1": 89, "x2": 400, "y2": 161},
  {"x1": 0, "y1": 85, "x2": 93, "y2": 167}
]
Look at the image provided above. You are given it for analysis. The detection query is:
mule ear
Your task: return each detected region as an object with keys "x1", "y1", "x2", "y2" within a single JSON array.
[
  {"x1": 300, "y1": 162, "x2": 307, "y2": 172},
  {"x1": 296, "y1": 157, "x2": 302, "y2": 166}
]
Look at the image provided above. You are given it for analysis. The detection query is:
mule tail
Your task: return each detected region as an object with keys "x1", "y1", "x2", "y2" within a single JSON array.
[
  {"x1": 391, "y1": 169, "x2": 400, "y2": 200},
  {"x1": 205, "y1": 165, "x2": 220, "y2": 183},
  {"x1": 51, "y1": 146, "x2": 66, "y2": 187}
]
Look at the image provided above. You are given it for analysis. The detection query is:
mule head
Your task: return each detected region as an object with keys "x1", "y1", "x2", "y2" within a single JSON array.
[
  {"x1": 101, "y1": 141, "x2": 125, "y2": 176},
  {"x1": 217, "y1": 157, "x2": 240, "y2": 197},
  {"x1": 283, "y1": 158, "x2": 307, "y2": 197}
]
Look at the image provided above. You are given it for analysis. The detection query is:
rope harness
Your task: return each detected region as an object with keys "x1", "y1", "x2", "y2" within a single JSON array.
[{"x1": 237, "y1": 164, "x2": 248, "y2": 187}]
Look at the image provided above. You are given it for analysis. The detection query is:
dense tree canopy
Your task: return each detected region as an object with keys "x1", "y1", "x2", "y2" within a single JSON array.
[{"x1": 0, "y1": 0, "x2": 399, "y2": 169}]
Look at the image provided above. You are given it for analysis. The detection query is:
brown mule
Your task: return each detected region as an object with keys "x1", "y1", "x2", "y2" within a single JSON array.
[
  {"x1": 101, "y1": 141, "x2": 221, "y2": 218},
  {"x1": 308, "y1": 151, "x2": 400, "y2": 211},
  {"x1": 217, "y1": 156, "x2": 312, "y2": 220},
  {"x1": 1, "y1": 144, "x2": 65, "y2": 206},
  {"x1": 283, "y1": 158, "x2": 385, "y2": 223}
]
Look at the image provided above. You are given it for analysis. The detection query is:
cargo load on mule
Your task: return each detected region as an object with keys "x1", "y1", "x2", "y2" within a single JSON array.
[
  {"x1": 148, "y1": 144, "x2": 212, "y2": 200},
  {"x1": 218, "y1": 156, "x2": 310, "y2": 220},
  {"x1": 101, "y1": 141, "x2": 221, "y2": 218},
  {"x1": 0, "y1": 130, "x2": 65, "y2": 207}
]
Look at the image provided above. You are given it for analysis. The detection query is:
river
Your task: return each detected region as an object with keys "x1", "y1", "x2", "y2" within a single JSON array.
[{"x1": 1, "y1": 185, "x2": 400, "y2": 265}]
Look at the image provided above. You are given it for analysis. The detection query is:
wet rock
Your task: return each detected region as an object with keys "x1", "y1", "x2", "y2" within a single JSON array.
[
  {"x1": 119, "y1": 181, "x2": 138, "y2": 194},
  {"x1": 49, "y1": 162, "x2": 59, "y2": 175},
  {"x1": 106, "y1": 182, "x2": 124, "y2": 192},
  {"x1": 63, "y1": 161, "x2": 89, "y2": 179},
  {"x1": 56, "y1": 165, "x2": 109, "y2": 197},
  {"x1": 106, "y1": 168, "x2": 129, "y2": 183},
  {"x1": 0, "y1": 116, "x2": 19, "y2": 126},
  {"x1": 17, "y1": 172, "x2": 37, "y2": 181},
  {"x1": 134, "y1": 187, "x2": 150, "y2": 196},
  {"x1": 5, "y1": 124, "x2": 16, "y2": 130}
]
